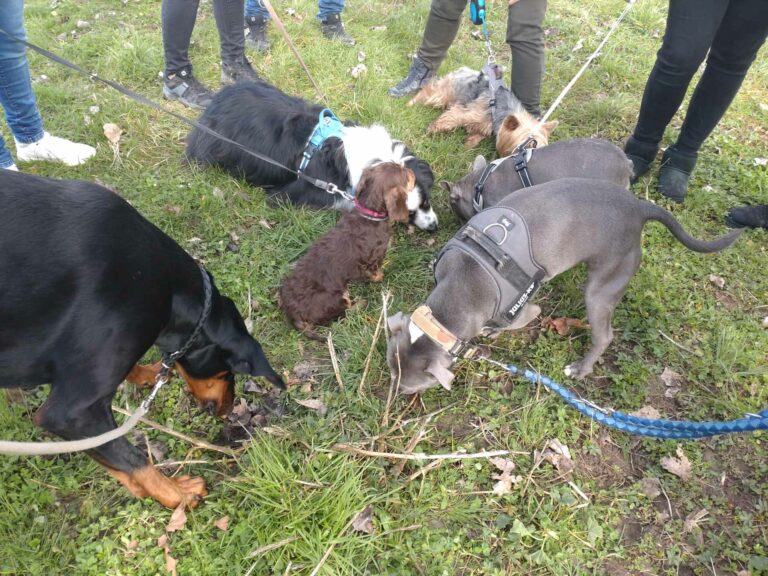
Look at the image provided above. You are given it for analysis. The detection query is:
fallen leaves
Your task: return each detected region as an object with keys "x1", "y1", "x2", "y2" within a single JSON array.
[
  {"x1": 639, "y1": 477, "x2": 662, "y2": 499},
  {"x1": 708, "y1": 274, "x2": 726, "y2": 289},
  {"x1": 489, "y1": 457, "x2": 522, "y2": 495},
  {"x1": 351, "y1": 505, "x2": 375, "y2": 534},
  {"x1": 350, "y1": 63, "x2": 367, "y2": 78},
  {"x1": 294, "y1": 398, "x2": 328, "y2": 416},
  {"x1": 659, "y1": 367, "x2": 683, "y2": 399},
  {"x1": 535, "y1": 439, "x2": 574, "y2": 476},
  {"x1": 214, "y1": 516, "x2": 230, "y2": 531},
  {"x1": 165, "y1": 505, "x2": 188, "y2": 533},
  {"x1": 541, "y1": 316, "x2": 589, "y2": 336},
  {"x1": 630, "y1": 405, "x2": 661, "y2": 419},
  {"x1": 157, "y1": 535, "x2": 177, "y2": 576},
  {"x1": 103, "y1": 122, "x2": 123, "y2": 161},
  {"x1": 660, "y1": 445, "x2": 692, "y2": 481}
]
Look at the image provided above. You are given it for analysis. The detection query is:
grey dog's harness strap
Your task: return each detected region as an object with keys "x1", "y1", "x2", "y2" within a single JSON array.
[
  {"x1": 436, "y1": 206, "x2": 545, "y2": 324},
  {"x1": 472, "y1": 148, "x2": 534, "y2": 214}
]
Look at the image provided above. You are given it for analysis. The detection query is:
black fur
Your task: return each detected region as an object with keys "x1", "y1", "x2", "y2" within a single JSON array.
[
  {"x1": 0, "y1": 170, "x2": 283, "y2": 478},
  {"x1": 184, "y1": 80, "x2": 436, "y2": 227}
]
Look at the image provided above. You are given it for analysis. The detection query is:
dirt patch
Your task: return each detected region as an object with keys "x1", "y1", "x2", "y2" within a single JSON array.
[{"x1": 577, "y1": 432, "x2": 635, "y2": 488}]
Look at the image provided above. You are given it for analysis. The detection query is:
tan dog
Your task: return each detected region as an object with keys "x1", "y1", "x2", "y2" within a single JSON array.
[{"x1": 408, "y1": 67, "x2": 558, "y2": 154}]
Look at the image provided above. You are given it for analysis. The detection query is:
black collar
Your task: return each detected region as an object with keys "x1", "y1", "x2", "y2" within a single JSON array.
[{"x1": 163, "y1": 264, "x2": 213, "y2": 367}]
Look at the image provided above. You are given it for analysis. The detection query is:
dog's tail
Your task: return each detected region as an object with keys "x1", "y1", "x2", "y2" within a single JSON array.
[{"x1": 642, "y1": 202, "x2": 744, "y2": 253}]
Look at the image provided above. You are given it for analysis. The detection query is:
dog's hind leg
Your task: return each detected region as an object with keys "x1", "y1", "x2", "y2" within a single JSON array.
[
  {"x1": 564, "y1": 251, "x2": 641, "y2": 379},
  {"x1": 427, "y1": 105, "x2": 475, "y2": 135},
  {"x1": 38, "y1": 376, "x2": 207, "y2": 508}
]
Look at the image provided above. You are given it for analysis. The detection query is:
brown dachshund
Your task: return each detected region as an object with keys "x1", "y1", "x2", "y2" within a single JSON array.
[{"x1": 279, "y1": 162, "x2": 415, "y2": 336}]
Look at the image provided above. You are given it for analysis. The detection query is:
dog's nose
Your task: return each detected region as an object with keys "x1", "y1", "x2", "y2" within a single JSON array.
[{"x1": 203, "y1": 400, "x2": 218, "y2": 415}]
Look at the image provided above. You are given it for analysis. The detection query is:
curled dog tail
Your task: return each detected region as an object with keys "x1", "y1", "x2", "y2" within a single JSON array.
[{"x1": 642, "y1": 202, "x2": 744, "y2": 253}]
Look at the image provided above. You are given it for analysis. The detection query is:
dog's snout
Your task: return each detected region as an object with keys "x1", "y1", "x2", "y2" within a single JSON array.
[{"x1": 203, "y1": 400, "x2": 218, "y2": 415}]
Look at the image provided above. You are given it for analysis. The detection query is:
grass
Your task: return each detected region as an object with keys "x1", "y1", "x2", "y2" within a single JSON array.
[{"x1": 1, "y1": 0, "x2": 767, "y2": 574}]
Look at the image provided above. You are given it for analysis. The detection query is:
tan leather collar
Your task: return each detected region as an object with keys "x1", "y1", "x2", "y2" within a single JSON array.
[{"x1": 410, "y1": 305, "x2": 476, "y2": 358}]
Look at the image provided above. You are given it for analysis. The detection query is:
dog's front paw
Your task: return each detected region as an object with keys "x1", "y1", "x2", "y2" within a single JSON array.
[
  {"x1": 563, "y1": 361, "x2": 592, "y2": 380},
  {"x1": 367, "y1": 269, "x2": 384, "y2": 283}
]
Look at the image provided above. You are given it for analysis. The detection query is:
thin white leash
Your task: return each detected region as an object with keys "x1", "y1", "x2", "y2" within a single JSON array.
[
  {"x1": 0, "y1": 368, "x2": 169, "y2": 455},
  {"x1": 540, "y1": 0, "x2": 638, "y2": 123}
]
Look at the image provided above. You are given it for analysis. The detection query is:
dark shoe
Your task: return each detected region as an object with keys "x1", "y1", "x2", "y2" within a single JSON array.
[
  {"x1": 624, "y1": 135, "x2": 658, "y2": 184},
  {"x1": 221, "y1": 57, "x2": 260, "y2": 85},
  {"x1": 320, "y1": 14, "x2": 355, "y2": 45},
  {"x1": 726, "y1": 204, "x2": 768, "y2": 229},
  {"x1": 163, "y1": 67, "x2": 214, "y2": 109},
  {"x1": 658, "y1": 146, "x2": 697, "y2": 203},
  {"x1": 245, "y1": 15, "x2": 270, "y2": 53},
  {"x1": 388, "y1": 57, "x2": 435, "y2": 98}
]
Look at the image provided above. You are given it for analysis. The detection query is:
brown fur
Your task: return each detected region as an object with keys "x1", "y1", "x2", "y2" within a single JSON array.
[
  {"x1": 409, "y1": 74, "x2": 558, "y2": 155},
  {"x1": 279, "y1": 163, "x2": 415, "y2": 335}
]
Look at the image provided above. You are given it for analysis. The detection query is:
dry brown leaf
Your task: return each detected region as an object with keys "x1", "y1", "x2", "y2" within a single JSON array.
[
  {"x1": 639, "y1": 477, "x2": 661, "y2": 499},
  {"x1": 535, "y1": 439, "x2": 574, "y2": 476},
  {"x1": 103, "y1": 122, "x2": 122, "y2": 145},
  {"x1": 683, "y1": 508, "x2": 708, "y2": 532},
  {"x1": 350, "y1": 63, "x2": 367, "y2": 79},
  {"x1": 370, "y1": 25, "x2": 387, "y2": 31},
  {"x1": 229, "y1": 398, "x2": 251, "y2": 425},
  {"x1": 489, "y1": 457, "x2": 521, "y2": 495},
  {"x1": 214, "y1": 516, "x2": 230, "y2": 531},
  {"x1": 163, "y1": 205, "x2": 182, "y2": 216},
  {"x1": 541, "y1": 316, "x2": 588, "y2": 336},
  {"x1": 660, "y1": 367, "x2": 683, "y2": 399},
  {"x1": 351, "y1": 505, "x2": 375, "y2": 534},
  {"x1": 295, "y1": 398, "x2": 327, "y2": 416},
  {"x1": 660, "y1": 445, "x2": 692, "y2": 481},
  {"x1": 630, "y1": 405, "x2": 661, "y2": 419},
  {"x1": 258, "y1": 218, "x2": 273, "y2": 230},
  {"x1": 708, "y1": 274, "x2": 726, "y2": 289},
  {"x1": 165, "y1": 504, "x2": 188, "y2": 533},
  {"x1": 157, "y1": 534, "x2": 178, "y2": 576}
]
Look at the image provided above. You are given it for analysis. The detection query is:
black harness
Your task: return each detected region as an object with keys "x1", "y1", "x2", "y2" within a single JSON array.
[
  {"x1": 435, "y1": 206, "x2": 545, "y2": 326},
  {"x1": 473, "y1": 146, "x2": 535, "y2": 213}
]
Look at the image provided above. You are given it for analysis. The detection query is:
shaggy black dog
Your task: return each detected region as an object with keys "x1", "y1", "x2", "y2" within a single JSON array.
[{"x1": 185, "y1": 80, "x2": 438, "y2": 231}]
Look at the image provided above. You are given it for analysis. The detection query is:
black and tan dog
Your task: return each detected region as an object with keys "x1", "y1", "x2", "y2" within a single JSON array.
[{"x1": 0, "y1": 170, "x2": 283, "y2": 509}]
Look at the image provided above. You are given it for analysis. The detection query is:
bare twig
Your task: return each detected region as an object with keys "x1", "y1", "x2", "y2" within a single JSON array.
[
  {"x1": 405, "y1": 460, "x2": 443, "y2": 483},
  {"x1": 358, "y1": 296, "x2": 387, "y2": 397},
  {"x1": 247, "y1": 536, "x2": 300, "y2": 559},
  {"x1": 327, "y1": 333, "x2": 344, "y2": 389},
  {"x1": 657, "y1": 329, "x2": 697, "y2": 355},
  {"x1": 111, "y1": 405, "x2": 237, "y2": 457},
  {"x1": 391, "y1": 416, "x2": 432, "y2": 476},
  {"x1": 328, "y1": 443, "x2": 525, "y2": 461}
]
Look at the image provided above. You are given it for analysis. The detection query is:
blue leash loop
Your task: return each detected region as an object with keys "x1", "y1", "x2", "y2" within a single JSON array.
[{"x1": 478, "y1": 356, "x2": 768, "y2": 439}]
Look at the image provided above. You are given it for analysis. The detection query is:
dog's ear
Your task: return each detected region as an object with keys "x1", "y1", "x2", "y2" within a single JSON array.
[
  {"x1": 472, "y1": 155, "x2": 487, "y2": 173},
  {"x1": 540, "y1": 120, "x2": 558, "y2": 137},
  {"x1": 502, "y1": 114, "x2": 521, "y2": 132},
  {"x1": 385, "y1": 185, "x2": 410, "y2": 223},
  {"x1": 387, "y1": 312, "x2": 407, "y2": 335},
  {"x1": 225, "y1": 338, "x2": 285, "y2": 390},
  {"x1": 439, "y1": 180, "x2": 452, "y2": 193},
  {"x1": 426, "y1": 359, "x2": 455, "y2": 391}
]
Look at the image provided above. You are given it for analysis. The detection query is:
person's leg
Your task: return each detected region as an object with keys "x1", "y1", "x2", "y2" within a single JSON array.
[
  {"x1": 659, "y1": 0, "x2": 768, "y2": 201},
  {"x1": 389, "y1": 0, "x2": 468, "y2": 97},
  {"x1": 675, "y1": 0, "x2": 768, "y2": 155},
  {"x1": 162, "y1": 0, "x2": 200, "y2": 77},
  {"x1": 216, "y1": 0, "x2": 260, "y2": 84},
  {"x1": 318, "y1": 0, "x2": 354, "y2": 45},
  {"x1": 0, "y1": 1, "x2": 94, "y2": 165},
  {"x1": 625, "y1": 0, "x2": 727, "y2": 182},
  {"x1": 506, "y1": 0, "x2": 547, "y2": 117},
  {"x1": 245, "y1": 0, "x2": 270, "y2": 52}
]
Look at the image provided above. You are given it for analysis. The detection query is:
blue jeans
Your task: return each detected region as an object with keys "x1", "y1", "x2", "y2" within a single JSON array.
[
  {"x1": 244, "y1": 0, "x2": 345, "y2": 21},
  {"x1": 0, "y1": 0, "x2": 44, "y2": 168}
]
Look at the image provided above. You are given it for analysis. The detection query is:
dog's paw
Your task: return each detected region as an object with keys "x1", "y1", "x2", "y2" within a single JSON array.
[
  {"x1": 171, "y1": 475, "x2": 209, "y2": 509},
  {"x1": 563, "y1": 362, "x2": 591, "y2": 380}
]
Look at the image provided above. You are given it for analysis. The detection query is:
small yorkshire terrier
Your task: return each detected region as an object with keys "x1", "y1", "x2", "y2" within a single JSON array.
[
  {"x1": 279, "y1": 162, "x2": 416, "y2": 337},
  {"x1": 408, "y1": 65, "x2": 558, "y2": 155}
]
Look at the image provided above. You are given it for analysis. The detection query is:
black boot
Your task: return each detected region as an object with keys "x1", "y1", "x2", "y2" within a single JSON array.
[
  {"x1": 658, "y1": 146, "x2": 697, "y2": 203},
  {"x1": 388, "y1": 57, "x2": 435, "y2": 98},
  {"x1": 246, "y1": 15, "x2": 270, "y2": 53},
  {"x1": 726, "y1": 204, "x2": 768, "y2": 229},
  {"x1": 320, "y1": 14, "x2": 355, "y2": 45},
  {"x1": 623, "y1": 136, "x2": 658, "y2": 184}
]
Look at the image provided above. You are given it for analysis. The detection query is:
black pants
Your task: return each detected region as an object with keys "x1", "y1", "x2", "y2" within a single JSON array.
[
  {"x1": 631, "y1": 0, "x2": 768, "y2": 155},
  {"x1": 162, "y1": 0, "x2": 245, "y2": 76}
]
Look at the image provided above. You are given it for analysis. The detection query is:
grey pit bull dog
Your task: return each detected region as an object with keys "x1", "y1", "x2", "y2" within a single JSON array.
[
  {"x1": 446, "y1": 138, "x2": 633, "y2": 222},
  {"x1": 387, "y1": 178, "x2": 743, "y2": 395}
]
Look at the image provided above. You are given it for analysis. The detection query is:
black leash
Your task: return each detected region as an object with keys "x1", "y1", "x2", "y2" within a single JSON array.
[{"x1": 0, "y1": 27, "x2": 351, "y2": 200}]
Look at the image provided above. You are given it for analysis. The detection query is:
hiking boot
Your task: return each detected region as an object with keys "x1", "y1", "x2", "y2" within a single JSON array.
[
  {"x1": 726, "y1": 204, "x2": 768, "y2": 229},
  {"x1": 320, "y1": 14, "x2": 355, "y2": 45},
  {"x1": 658, "y1": 145, "x2": 697, "y2": 203},
  {"x1": 15, "y1": 132, "x2": 96, "y2": 166},
  {"x1": 388, "y1": 57, "x2": 435, "y2": 98},
  {"x1": 163, "y1": 68, "x2": 214, "y2": 109},
  {"x1": 221, "y1": 57, "x2": 260, "y2": 85},
  {"x1": 245, "y1": 15, "x2": 270, "y2": 53},
  {"x1": 624, "y1": 135, "x2": 658, "y2": 184}
]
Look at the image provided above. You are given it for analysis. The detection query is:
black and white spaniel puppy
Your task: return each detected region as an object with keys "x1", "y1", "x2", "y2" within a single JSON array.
[{"x1": 185, "y1": 80, "x2": 438, "y2": 231}]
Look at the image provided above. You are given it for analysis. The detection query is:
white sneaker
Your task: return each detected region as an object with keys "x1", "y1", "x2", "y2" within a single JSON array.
[
  {"x1": 15, "y1": 132, "x2": 96, "y2": 166},
  {"x1": 2, "y1": 163, "x2": 19, "y2": 171}
]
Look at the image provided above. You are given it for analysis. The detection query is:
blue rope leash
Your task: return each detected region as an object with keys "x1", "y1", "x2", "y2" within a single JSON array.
[{"x1": 479, "y1": 357, "x2": 768, "y2": 439}]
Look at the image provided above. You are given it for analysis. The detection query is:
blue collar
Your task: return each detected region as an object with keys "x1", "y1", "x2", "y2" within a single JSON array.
[{"x1": 298, "y1": 108, "x2": 346, "y2": 174}]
